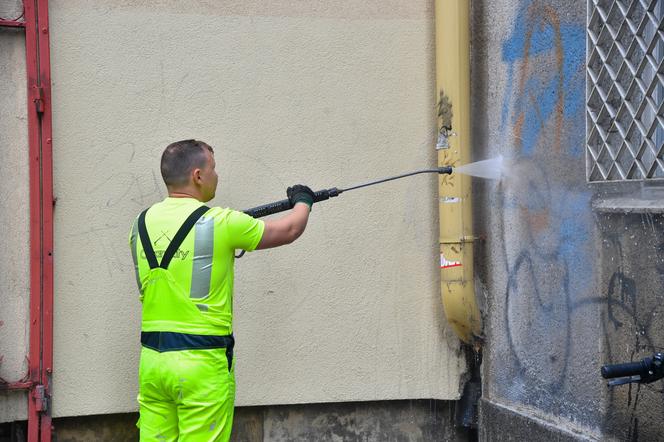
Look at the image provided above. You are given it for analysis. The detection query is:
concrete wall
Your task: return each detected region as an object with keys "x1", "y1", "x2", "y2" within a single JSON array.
[
  {"x1": 472, "y1": 0, "x2": 664, "y2": 440},
  {"x1": 0, "y1": 0, "x2": 30, "y2": 422},
  {"x1": 0, "y1": 0, "x2": 467, "y2": 422},
  {"x1": 593, "y1": 210, "x2": 664, "y2": 441}
]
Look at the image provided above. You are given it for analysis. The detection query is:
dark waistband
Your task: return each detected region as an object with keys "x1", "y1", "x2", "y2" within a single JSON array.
[{"x1": 141, "y1": 331, "x2": 234, "y2": 353}]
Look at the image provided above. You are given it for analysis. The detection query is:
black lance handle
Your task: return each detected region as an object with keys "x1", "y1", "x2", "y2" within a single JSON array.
[{"x1": 243, "y1": 188, "x2": 341, "y2": 219}]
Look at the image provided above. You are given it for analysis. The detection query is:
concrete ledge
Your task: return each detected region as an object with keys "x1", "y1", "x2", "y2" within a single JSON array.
[
  {"x1": 592, "y1": 197, "x2": 664, "y2": 213},
  {"x1": 52, "y1": 413, "x2": 138, "y2": 441},
  {"x1": 234, "y1": 400, "x2": 472, "y2": 442},
  {"x1": 13, "y1": 400, "x2": 471, "y2": 441},
  {"x1": 479, "y1": 399, "x2": 599, "y2": 442}
]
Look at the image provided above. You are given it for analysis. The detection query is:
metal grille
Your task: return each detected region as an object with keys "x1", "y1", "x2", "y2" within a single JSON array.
[{"x1": 587, "y1": 0, "x2": 664, "y2": 182}]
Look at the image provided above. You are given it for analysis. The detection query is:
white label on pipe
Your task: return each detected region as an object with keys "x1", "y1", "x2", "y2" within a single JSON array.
[{"x1": 440, "y1": 253, "x2": 462, "y2": 269}]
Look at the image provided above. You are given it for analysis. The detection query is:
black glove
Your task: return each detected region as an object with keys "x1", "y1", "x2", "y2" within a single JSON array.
[{"x1": 287, "y1": 184, "x2": 315, "y2": 210}]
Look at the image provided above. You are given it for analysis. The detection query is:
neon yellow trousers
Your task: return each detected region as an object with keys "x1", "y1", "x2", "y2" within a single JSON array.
[{"x1": 137, "y1": 347, "x2": 235, "y2": 441}]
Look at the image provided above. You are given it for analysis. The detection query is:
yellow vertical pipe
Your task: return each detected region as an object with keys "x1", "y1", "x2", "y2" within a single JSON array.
[{"x1": 435, "y1": 0, "x2": 481, "y2": 345}]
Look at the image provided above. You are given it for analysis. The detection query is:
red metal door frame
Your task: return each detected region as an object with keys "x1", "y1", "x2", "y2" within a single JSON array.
[{"x1": 0, "y1": 1, "x2": 54, "y2": 441}]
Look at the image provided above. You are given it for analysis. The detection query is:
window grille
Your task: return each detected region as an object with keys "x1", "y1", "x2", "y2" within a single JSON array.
[{"x1": 587, "y1": 0, "x2": 664, "y2": 182}]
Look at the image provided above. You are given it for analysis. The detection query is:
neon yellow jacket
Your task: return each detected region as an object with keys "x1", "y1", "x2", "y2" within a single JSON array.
[{"x1": 129, "y1": 197, "x2": 264, "y2": 336}]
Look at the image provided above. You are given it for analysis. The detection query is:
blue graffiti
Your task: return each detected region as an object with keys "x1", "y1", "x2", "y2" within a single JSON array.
[
  {"x1": 499, "y1": 1, "x2": 595, "y2": 413},
  {"x1": 558, "y1": 192, "x2": 592, "y2": 285},
  {"x1": 500, "y1": 3, "x2": 585, "y2": 156}
]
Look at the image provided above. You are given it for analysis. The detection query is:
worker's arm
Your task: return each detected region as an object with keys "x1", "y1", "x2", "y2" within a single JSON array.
[
  {"x1": 256, "y1": 185, "x2": 314, "y2": 250},
  {"x1": 256, "y1": 203, "x2": 310, "y2": 249}
]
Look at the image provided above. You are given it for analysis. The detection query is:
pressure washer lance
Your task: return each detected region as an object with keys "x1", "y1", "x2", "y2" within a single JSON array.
[{"x1": 234, "y1": 166, "x2": 453, "y2": 258}]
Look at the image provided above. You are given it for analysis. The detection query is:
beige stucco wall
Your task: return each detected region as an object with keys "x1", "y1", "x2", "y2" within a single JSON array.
[
  {"x1": 0, "y1": 8, "x2": 30, "y2": 421},
  {"x1": 46, "y1": 0, "x2": 463, "y2": 418}
]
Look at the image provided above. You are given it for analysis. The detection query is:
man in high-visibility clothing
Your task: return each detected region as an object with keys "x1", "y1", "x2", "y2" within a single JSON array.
[{"x1": 129, "y1": 139, "x2": 314, "y2": 441}]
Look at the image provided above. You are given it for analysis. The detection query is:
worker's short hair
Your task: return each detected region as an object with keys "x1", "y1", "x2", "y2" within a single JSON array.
[{"x1": 160, "y1": 139, "x2": 214, "y2": 187}]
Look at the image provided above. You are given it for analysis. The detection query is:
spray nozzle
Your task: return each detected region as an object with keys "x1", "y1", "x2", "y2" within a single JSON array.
[{"x1": 438, "y1": 166, "x2": 453, "y2": 175}]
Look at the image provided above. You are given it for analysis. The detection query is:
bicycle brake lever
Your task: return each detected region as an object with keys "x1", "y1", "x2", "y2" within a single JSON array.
[{"x1": 607, "y1": 376, "x2": 642, "y2": 387}]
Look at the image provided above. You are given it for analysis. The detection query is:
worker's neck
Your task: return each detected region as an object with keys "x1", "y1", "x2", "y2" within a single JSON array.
[{"x1": 168, "y1": 188, "x2": 202, "y2": 201}]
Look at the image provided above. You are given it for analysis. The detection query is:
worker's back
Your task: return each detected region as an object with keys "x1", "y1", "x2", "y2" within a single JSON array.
[{"x1": 130, "y1": 197, "x2": 264, "y2": 337}]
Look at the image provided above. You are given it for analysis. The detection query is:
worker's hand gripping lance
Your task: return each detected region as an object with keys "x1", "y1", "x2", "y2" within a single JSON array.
[
  {"x1": 235, "y1": 166, "x2": 453, "y2": 258},
  {"x1": 242, "y1": 187, "x2": 342, "y2": 219}
]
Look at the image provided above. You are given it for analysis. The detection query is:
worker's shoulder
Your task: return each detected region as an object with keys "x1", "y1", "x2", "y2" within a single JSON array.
[{"x1": 204, "y1": 206, "x2": 254, "y2": 223}]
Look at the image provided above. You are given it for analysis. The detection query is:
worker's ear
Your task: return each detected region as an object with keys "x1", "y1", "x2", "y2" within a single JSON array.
[{"x1": 192, "y1": 168, "x2": 202, "y2": 184}]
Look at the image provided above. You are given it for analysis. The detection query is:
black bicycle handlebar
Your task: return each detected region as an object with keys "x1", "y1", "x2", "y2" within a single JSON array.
[
  {"x1": 602, "y1": 359, "x2": 651, "y2": 379},
  {"x1": 601, "y1": 353, "x2": 664, "y2": 386}
]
